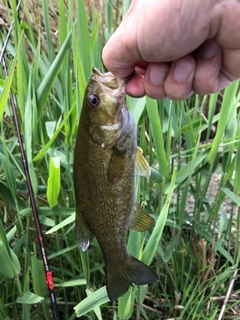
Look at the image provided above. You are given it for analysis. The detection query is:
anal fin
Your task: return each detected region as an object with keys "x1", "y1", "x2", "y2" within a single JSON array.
[{"x1": 130, "y1": 203, "x2": 155, "y2": 232}]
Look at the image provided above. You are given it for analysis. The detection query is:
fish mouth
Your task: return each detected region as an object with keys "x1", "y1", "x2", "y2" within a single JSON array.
[{"x1": 91, "y1": 67, "x2": 131, "y2": 92}]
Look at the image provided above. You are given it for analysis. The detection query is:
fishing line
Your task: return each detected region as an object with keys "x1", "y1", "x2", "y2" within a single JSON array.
[{"x1": 0, "y1": 2, "x2": 60, "y2": 319}]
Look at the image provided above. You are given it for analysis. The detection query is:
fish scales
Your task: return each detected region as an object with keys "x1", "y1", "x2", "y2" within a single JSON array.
[
  {"x1": 75, "y1": 126, "x2": 135, "y2": 261},
  {"x1": 74, "y1": 68, "x2": 158, "y2": 301}
]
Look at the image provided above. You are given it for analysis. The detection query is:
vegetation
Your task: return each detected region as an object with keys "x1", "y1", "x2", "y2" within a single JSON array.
[{"x1": 0, "y1": 0, "x2": 240, "y2": 319}]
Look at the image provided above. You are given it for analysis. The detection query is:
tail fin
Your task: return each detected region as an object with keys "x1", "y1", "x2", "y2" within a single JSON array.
[{"x1": 106, "y1": 256, "x2": 158, "y2": 301}]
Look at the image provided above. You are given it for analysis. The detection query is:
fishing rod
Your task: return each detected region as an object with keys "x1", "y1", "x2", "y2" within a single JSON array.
[{"x1": 0, "y1": 2, "x2": 60, "y2": 320}]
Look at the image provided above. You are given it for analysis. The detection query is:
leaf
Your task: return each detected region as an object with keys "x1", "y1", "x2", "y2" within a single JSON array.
[
  {"x1": 146, "y1": 98, "x2": 169, "y2": 176},
  {"x1": 0, "y1": 32, "x2": 24, "y2": 122},
  {"x1": 163, "y1": 235, "x2": 179, "y2": 262},
  {"x1": 45, "y1": 212, "x2": 75, "y2": 234},
  {"x1": 6, "y1": 226, "x2": 17, "y2": 242},
  {"x1": 143, "y1": 168, "x2": 177, "y2": 265},
  {"x1": 0, "y1": 221, "x2": 21, "y2": 278},
  {"x1": 45, "y1": 121, "x2": 57, "y2": 139},
  {"x1": 0, "y1": 245, "x2": 21, "y2": 278},
  {"x1": 85, "y1": 288, "x2": 103, "y2": 320},
  {"x1": 31, "y1": 255, "x2": 47, "y2": 297},
  {"x1": 74, "y1": 286, "x2": 109, "y2": 318},
  {"x1": 55, "y1": 279, "x2": 86, "y2": 287},
  {"x1": 175, "y1": 151, "x2": 208, "y2": 186},
  {"x1": 207, "y1": 81, "x2": 239, "y2": 164},
  {"x1": 33, "y1": 103, "x2": 75, "y2": 162},
  {"x1": 39, "y1": 216, "x2": 55, "y2": 227},
  {"x1": 0, "y1": 181, "x2": 26, "y2": 211},
  {"x1": 48, "y1": 244, "x2": 79, "y2": 260},
  {"x1": 24, "y1": 72, "x2": 38, "y2": 196},
  {"x1": 128, "y1": 96, "x2": 146, "y2": 126},
  {"x1": 76, "y1": 0, "x2": 90, "y2": 78},
  {"x1": 150, "y1": 167, "x2": 162, "y2": 182},
  {"x1": 0, "y1": 219, "x2": 11, "y2": 257},
  {"x1": 221, "y1": 187, "x2": 240, "y2": 206},
  {"x1": 47, "y1": 157, "x2": 60, "y2": 207},
  {"x1": 36, "y1": 32, "x2": 72, "y2": 116},
  {"x1": 16, "y1": 291, "x2": 44, "y2": 304},
  {"x1": 118, "y1": 289, "x2": 135, "y2": 320}
]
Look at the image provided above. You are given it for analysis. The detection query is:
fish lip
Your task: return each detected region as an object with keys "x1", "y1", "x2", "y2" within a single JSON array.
[
  {"x1": 92, "y1": 67, "x2": 131, "y2": 91},
  {"x1": 92, "y1": 67, "x2": 110, "y2": 77}
]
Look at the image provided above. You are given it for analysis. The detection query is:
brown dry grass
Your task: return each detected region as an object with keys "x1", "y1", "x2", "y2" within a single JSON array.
[{"x1": 0, "y1": 0, "x2": 103, "y2": 53}]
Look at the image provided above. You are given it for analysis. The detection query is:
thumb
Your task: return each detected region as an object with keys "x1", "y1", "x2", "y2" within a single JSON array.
[
  {"x1": 102, "y1": 40, "x2": 137, "y2": 78},
  {"x1": 102, "y1": 2, "x2": 143, "y2": 78}
]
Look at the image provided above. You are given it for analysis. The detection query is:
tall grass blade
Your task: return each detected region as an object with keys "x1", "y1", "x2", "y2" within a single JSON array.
[
  {"x1": 221, "y1": 187, "x2": 240, "y2": 206},
  {"x1": 42, "y1": 0, "x2": 54, "y2": 60},
  {"x1": 16, "y1": 292, "x2": 44, "y2": 304},
  {"x1": 146, "y1": 97, "x2": 169, "y2": 175},
  {"x1": 46, "y1": 157, "x2": 60, "y2": 207},
  {"x1": 36, "y1": 32, "x2": 72, "y2": 116},
  {"x1": 143, "y1": 168, "x2": 177, "y2": 265},
  {"x1": 33, "y1": 104, "x2": 75, "y2": 162},
  {"x1": 0, "y1": 32, "x2": 23, "y2": 121},
  {"x1": 76, "y1": 0, "x2": 91, "y2": 78},
  {"x1": 118, "y1": 290, "x2": 134, "y2": 319},
  {"x1": 0, "y1": 221, "x2": 21, "y2": 278},
  {"x1": 74, "y1": 286, "x2": 109, "y2": 318},
  {"x1": 128, "y1": 96, "x2": 146, "y2": 126},
  {"x1": 45, "y1": 213, "x2": 75, "y2": 234},
  {"x1": 31, "y1": 253, "x2": 47, "y2": 297},
  {"x1": 208, "y1": 81, "x2": 239, "y2": 164}
]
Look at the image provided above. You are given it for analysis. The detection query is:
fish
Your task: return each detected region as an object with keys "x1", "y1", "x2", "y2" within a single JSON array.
[{"x1": 73, "y1": 67, "x2": 158, "y2": 301}]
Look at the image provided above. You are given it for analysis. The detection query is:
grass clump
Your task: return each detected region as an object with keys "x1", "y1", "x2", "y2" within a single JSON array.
[{"x1": 0, "y1": 0, "x2": 240, "y2": 319}]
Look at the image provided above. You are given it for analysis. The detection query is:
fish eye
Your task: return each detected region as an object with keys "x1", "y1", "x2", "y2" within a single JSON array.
[{"x1": 88, "y1": 94, "x2": 99, "y2": 107}]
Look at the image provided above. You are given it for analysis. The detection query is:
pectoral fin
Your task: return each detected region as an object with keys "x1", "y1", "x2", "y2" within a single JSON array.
[
  {"x1": 130, "y1": 203, "x2": 155, "y2": 232},
  {"x1": 107, "y1": 149, "x2": 126, "y2": 183},
  {"x1": 75, "y1": 209, "x2": 94, "y2": 252},
  {"x1": 135, "y1": 146, "x2": 150, "y2": 177}
]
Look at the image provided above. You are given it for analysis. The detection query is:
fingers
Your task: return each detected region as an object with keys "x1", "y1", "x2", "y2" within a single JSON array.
[
  {"x1": 102, "y1": 41, "x2": 136, "y2": 79},
  {"x1": 193, "y1": 39, "x2": 231, "y2": 95},
  {"x1": 126, "y1": 72, "x2": 145, "y2": 98},
  {"x1": 127, "y1": 56, "x2": 196, "y2": 100},
  {"x1": 126, "y1": 40, "x2": 239, "y2": 100},
  {"x1": 126, "y1": 63, "x2": 168, "y2": 99},
  {"x1": 164, "y1": 56, "x2": 195, "y2": 100}
]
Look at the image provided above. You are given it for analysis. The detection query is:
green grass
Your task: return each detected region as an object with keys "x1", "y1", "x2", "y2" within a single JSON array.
[{"x1": 0, "y1": 0, "x2": 240, "y2": 319}]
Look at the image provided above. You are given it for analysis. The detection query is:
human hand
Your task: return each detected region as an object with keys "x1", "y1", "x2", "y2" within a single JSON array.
[{"x1": 102, "y1": 0, "x2": 240, "y2": 100}]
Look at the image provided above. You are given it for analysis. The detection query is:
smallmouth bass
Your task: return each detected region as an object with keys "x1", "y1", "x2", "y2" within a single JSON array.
[{"x1": 73, "y1": 68, "x2": 158, "y2": 301}]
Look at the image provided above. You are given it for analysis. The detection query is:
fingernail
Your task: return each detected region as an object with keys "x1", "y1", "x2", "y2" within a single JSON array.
[
  {"x1": 173, "y1": 60, "x2": 193, "y2": 82},
  {"x1": 201, "y1": 41, "x2": 219, "y2": 59},
  {"x1": 149, "y1": 67, "x2": 167, "y2": 86}
]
